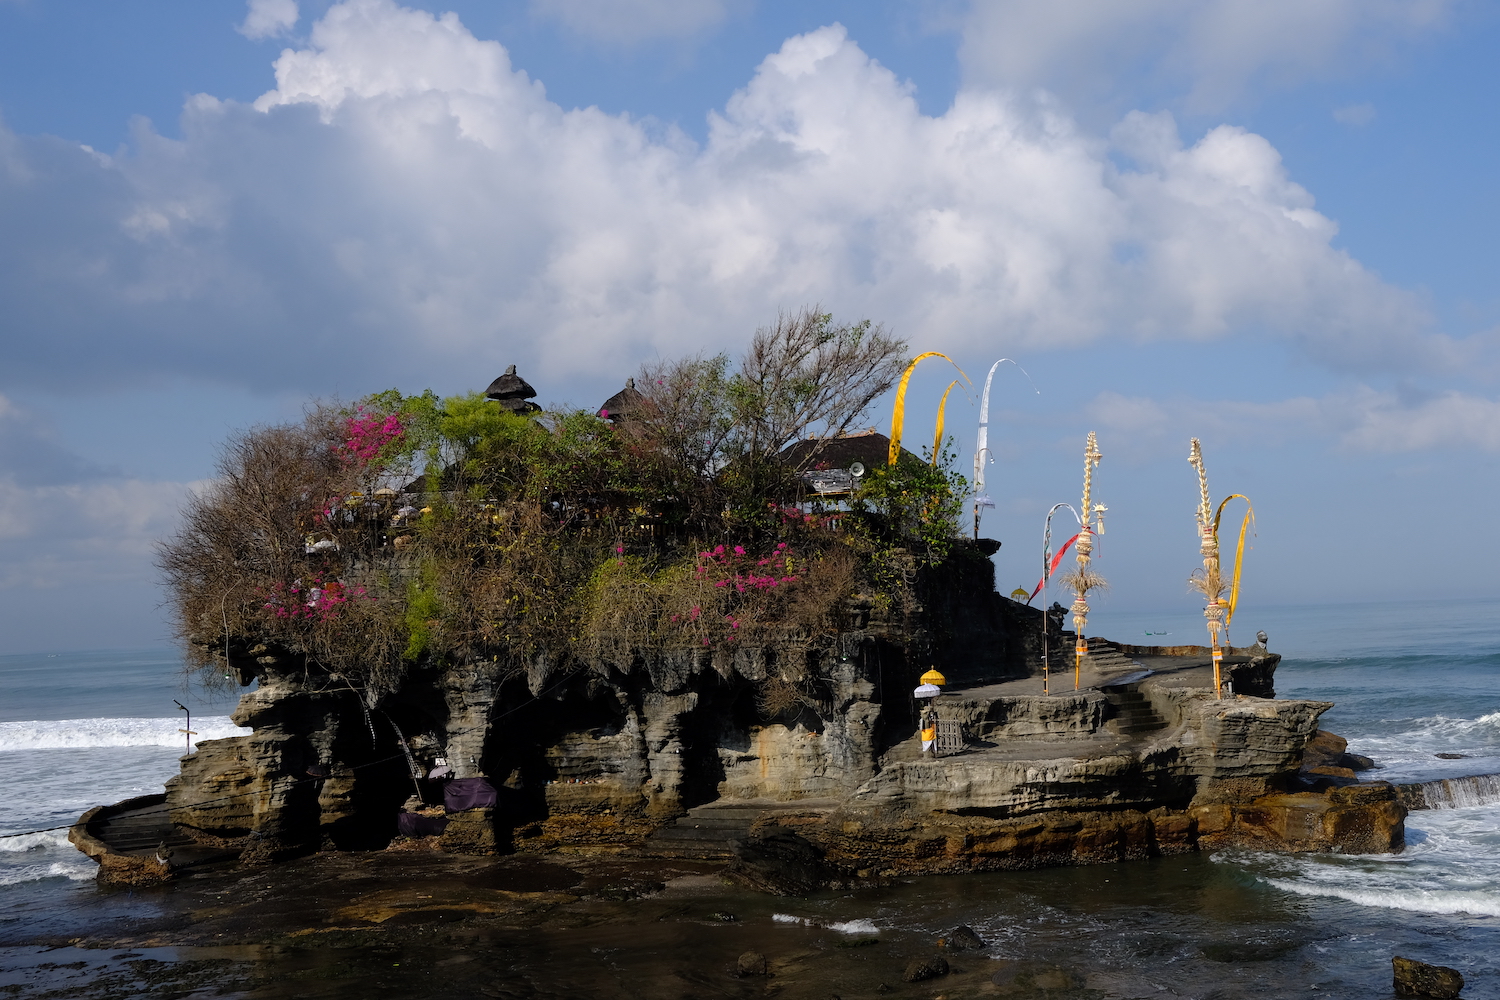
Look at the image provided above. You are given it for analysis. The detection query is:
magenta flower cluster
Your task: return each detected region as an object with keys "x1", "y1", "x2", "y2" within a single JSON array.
[
  {"x1": 694, "y1": 542, "x2": 798, "y2": 593},
  {"x1": 263, "y1": 576, "x2": 372, "y2": 623},
  {"x1": 341, "y1": 408, "x2": 405, "y2": 465},
  {"x1": 769, "y1": 503, "x2": 823, "y2": 528}
]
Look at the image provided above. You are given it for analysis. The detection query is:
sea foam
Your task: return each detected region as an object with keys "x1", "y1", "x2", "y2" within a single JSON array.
[
  {"x1": 773, "y1": 913, "x2": 880, "y2": 934},
  {"x1": 1262, "y1": 878, "x2": 1500, "y2": 918},
  {"x1": 0, "y1": 860, "x2": 94, "y2": 888},
  {"x1": 0, "y1": 830, "x2": 71, "y2": 854},
  {"x1": 0, "y1": 717, "x2": 246, "y2": 751}
]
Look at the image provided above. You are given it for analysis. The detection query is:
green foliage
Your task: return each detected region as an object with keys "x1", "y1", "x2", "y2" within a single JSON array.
[
  {"x1": 162, "y1": 310, "x2": 970, "y2": 700},
  {"x1": 403, "y1": 564, "x2": 442, "y2": 662},
  {"x1": 847, "y1": 438, "x2": 968, "y2": 564}
]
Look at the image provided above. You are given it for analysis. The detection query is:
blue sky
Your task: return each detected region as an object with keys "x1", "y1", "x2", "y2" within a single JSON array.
[{"x1": 1, "y1": 0, "x2": 1498, "y2": 652}]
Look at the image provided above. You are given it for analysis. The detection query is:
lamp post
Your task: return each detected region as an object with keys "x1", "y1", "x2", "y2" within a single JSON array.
[{"x1": 173, "y1": 699, "x2": 196, "y2": 753}]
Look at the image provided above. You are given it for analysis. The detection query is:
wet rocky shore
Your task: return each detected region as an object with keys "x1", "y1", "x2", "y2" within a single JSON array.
[{"x1": 6, "y1": 839, "x2": 1488, "y2": 999}]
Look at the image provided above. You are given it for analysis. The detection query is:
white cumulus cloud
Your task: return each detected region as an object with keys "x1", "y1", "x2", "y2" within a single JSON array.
[
  {"x1": 238, "y1": 0, "x2": 300, "y2": 40},
  {"x1": 0, "y1": 0, "x2": 1458, "y2": 399}
]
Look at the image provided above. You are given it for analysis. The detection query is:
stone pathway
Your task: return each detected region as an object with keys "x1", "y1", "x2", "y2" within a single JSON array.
[{"x1": 641, "y1": 798, "x2": 839, "y2": 859}]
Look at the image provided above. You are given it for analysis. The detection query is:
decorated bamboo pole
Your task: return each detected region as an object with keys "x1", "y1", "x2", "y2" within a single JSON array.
[
  {"x1": 972, "y1": 359, "x2": 1037, "y2": 538},
  {"x1": 1187, "y1": 439, "x2": 1255, "y2": 699},
  {"x1": 1189, "y1": 439, "x2": 1225, "y2": 697},
  {"x1": 1069, "y1": 433, "x2": 1106, "y2": 691}
]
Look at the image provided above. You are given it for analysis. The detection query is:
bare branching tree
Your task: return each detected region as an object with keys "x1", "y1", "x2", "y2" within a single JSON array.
[
  {"x1": 630, "y1": 353, "x2": 736, "y2": 482},
  {"x1": 627, "y1": 308, "x2": 907, "y2": 532},
  {"x1": 731, "y1": 307, "x2": 907, "y2": 464}
]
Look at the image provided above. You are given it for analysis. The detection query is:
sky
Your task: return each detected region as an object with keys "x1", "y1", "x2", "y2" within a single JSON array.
[{"x1": 1, "y1": 0, "x2": 1498, "y2": 653}]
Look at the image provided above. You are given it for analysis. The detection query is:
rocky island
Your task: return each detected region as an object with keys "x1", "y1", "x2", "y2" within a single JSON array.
[{"x1": 70, "y1": 313, "x2": 1406, "y2": 888}]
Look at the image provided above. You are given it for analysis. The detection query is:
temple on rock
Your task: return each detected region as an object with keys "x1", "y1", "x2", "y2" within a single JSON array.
[{"x1": 71, "y1": 358, "x2": 1407, "y2": 887}]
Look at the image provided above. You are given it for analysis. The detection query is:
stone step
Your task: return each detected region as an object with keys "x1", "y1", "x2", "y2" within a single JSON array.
[
  {"x1": 1054, "y1": 634, "x2": 1141, "y2": 674},
  {"x1": 1101, "y1": 681, "x2": 1168, "y2": 736},
  {"x1": 1111, "y1": 721, "x2": 1167, "y2": 735},
  {"x1": 641, "y1": 800, "x2": 837, "y2": 859},
  {"x1": 96, "y1": 806, "x2": 197, "y2": 857},
  {"x1": 681, "y1": 804, "x2": 783, "y2": 820},
  {"x1": 649, "y1": 821, "x2": 745, "y2": 839}
]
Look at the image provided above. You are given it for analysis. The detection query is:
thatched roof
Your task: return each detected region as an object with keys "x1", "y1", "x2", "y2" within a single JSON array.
[
  {"x1": 485, "y1": 365, "x2": 537, "y2": 401},
  {"x1": 495, "y1": 397, "x2": 542, "y2": 415},
  {"x1": 777, "y1": 430, "x2": 912, "y2": 473},
  {"x1": 776, "y1": 430, "x2": 919, "y2": 495},
  {"x1": 598, "y1": 378, "x2": 649, "y2": 423}
]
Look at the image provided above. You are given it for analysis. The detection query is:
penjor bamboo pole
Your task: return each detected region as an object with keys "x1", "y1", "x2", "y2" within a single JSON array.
[
  {"x1": 1189, "y1": 439, "x2": 1225, "y2": 698},
  {"x1": 1072, "y1": 432, "x2": 1103, "y2": 691}
]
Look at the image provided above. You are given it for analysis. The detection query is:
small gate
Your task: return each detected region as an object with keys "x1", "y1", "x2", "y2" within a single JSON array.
[{"x1": 934, "y1": 719, "x2": 964, "y2": 756}]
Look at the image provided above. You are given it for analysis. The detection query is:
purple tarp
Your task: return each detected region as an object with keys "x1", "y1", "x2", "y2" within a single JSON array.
[{"x1": 444, "y1": 777, "x2": 498, "y2": 813}]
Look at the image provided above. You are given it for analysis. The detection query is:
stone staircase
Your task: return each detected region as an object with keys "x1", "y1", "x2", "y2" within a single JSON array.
[
  {"x1": 1060, "y1": 633, "x2": 1141, "y2": 676},
  {"x1": 1100, "y1": 681, "x2": 1168, "y2": 736},
  {"x1": 94, "y1": 802, "x2": 196, "y2": 858},
  {"x1": 642, "y1": 799, "x2": 837, "y2": 860},
  {"x1": 1051, "y1": 634, "x2": 1167, "y2": 736}
]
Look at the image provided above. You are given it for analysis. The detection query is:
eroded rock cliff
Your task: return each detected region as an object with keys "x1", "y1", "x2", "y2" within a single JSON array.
[{"x1": 139, "y1": 551, "x2": 1403, "y2": 880}]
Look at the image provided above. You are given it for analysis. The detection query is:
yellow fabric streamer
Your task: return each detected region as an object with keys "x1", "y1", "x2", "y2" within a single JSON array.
[
  {"x1": 932, "y1": 379, "x2": 960, "y2": 465},
  {"x1": 888, "y1": 352, "x2": 967, "y2": 465},
  {"x1": 1212, "y1": 494, "x2": 1256, "y2": 628}
]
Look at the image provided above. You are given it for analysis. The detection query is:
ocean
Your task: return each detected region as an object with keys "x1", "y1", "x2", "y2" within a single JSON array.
[
  {"x1": 0, "y1": 650, "x2": 245, "y2": 892},
  {"x1": 1, "y1": 600, "x2": 1496, "y2": 997}
]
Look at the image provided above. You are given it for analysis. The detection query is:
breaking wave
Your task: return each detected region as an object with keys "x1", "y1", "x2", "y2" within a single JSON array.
[
  {"x1": 0, "y1": 830, "x2": 71, "y2": 854},
  {"x1": 1353, "y1": 710, "x2": 1500, "y2": 755},
  {"x1": 0, "y1": 717, "x2": 246, "y2": 751},
  {"x1": 1261, "y1": 878, "x2": 1500, "y2": 918},
  {"x1": 1403, "y1": 773, "x2": 1500, "y2": 810},
  {"x1": 0, "y1": 860, "x2": 95, "y2": 888},
  {"x1": 773, "y1": 913, "x2": 880, "y2": 935}
]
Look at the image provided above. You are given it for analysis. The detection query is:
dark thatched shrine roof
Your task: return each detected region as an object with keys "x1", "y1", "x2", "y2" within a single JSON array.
[
  {"x1": 495, "y1": 397, "x2": 542, "y2": 415},
  {"x1": 486, "y1": 365, "x2": 537, "y2": 401},
  {"x1": 777, "y1": 430, "x2": 914, "y2": 473},
  {"x1": 597, "y1": 378, "x2": 649, "y2": 423}
]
